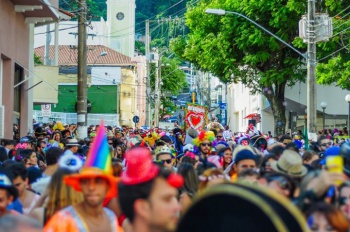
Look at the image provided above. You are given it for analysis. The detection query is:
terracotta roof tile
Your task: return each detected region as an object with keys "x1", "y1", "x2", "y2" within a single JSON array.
[{"x1": 35, "y1": 45, "x2": 134, "y2": 66}]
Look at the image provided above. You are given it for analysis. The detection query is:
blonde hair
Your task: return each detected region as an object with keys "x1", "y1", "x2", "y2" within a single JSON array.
[
  {"x1": 198, "y1": 168, "x2": 228, "y2": 192},
  {"x1": 45, "y1": 168, "x2": 83, "y2": 220}
]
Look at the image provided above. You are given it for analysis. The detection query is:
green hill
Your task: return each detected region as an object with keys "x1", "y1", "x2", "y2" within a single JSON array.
[{"x1": 59, "y1": 0, "x2": 189, "y2": 32}]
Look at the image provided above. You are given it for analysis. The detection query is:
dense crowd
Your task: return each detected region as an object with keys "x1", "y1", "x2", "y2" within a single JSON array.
[{"x1": 0, "y1": 120, "x2": 350, "y2": 231}]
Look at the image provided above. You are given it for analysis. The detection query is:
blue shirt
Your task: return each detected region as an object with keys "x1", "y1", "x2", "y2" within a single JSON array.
[{"x1": 7, "y1": 198, "x2": 23, "y2": 214}]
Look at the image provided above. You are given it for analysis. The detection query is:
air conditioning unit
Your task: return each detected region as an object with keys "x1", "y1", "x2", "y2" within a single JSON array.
[{"x1": 0, "y1": 106, "x2": 4, "y2": 138}]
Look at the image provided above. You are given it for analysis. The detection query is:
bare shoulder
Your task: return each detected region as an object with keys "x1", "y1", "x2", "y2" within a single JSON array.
[{"x1": 28, "y1": 207, "x2": 44, "y2": 226}]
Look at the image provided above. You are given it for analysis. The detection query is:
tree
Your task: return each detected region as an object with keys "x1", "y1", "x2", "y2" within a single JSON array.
[
  {"x1": 150, "y1": 56, "x2": 188, "y2": 117},
  {"x1": 287, "y1": 0, "x2": 350, "y2": 89},
  {"x1": 34, "y1": 54, "x2": 43, "y2": 65},
  {"x1": 314, "y1": 20, "x2": 350, "y2": 89},
  {"x1": 171, "y1": 0, "x2": 347, "y2": 135},
  {"x1": 59, "y1": 0, "x2": 106, "y2": 21},
  {"x1": 317, "y1": 57, "x2": 350, "y2": 89},
  {"x1": 160, "y1": 97, "x2": 177, "y2": 117}
]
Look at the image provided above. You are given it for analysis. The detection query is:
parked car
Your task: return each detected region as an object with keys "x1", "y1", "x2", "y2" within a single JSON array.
[{"x1": 167, "y1": 117, "x2": 178, "y2": 123}]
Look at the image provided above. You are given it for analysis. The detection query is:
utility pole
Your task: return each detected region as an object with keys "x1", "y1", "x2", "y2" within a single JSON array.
[
  {"x1": 145, "y1": 20, "x2": 151, "y2": 127},
  {"x1": 44, "y1": 24, "x2": 51, "y2": 65},
  {"x1": 76, "y1": 0, "x2": 88, "y2": 139},
  {"x1": 190, "y1": 63, "x2": 193, "y2": 91},
  {"x1": 306, "y1": 0, "x2": 317, "y2": 134},
  {"x1": 154, "y1": 53, "x2": 161, "y2": 127},
  {"x1": 207, "y1": 73, "x2": 211, "y2": 118}
]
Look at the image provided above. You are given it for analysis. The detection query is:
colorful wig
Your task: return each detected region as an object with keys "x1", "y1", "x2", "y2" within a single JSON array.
[{"x1": 192, "y1": 131, "x2": 215, "y2": 147}]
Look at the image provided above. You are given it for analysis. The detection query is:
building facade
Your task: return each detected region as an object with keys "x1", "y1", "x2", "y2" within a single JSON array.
[
  {"x1": 107, "y1": 0, "x2": 136, "y2": 57},
  {"x1": 0, "y1": 0, "x2": 59, "y2": 139},
  {"x1": 34, "y1": 45, "x2": 140, "y2": 127},
  {"x1": 227, "y1": 81, "x2": 350, "y2": 135}
]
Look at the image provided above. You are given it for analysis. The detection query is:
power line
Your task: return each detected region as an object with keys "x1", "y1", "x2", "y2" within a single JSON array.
[
  {"x1": 317, "y1": 42, "x2": 350, "y2": 62},
  {"x1": 314, "y1": 6, "x2": 350, "y2": 39},
  {"x1": 34, "y1": 25, "x2": 78, "y2": 35},
  {"x1": 333, "y1": 5, "x2": 350, "y2": 19},
  {"x1": 100, "y1": 0, "x2": 201, "y2": 37}
]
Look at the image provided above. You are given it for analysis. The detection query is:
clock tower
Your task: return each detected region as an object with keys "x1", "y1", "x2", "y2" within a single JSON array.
[{"x1": 106, "y1": 0, "x2": 135, "y2": 57}]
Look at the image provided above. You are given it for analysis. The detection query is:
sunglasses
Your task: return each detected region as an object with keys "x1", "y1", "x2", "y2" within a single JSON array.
[
  {"x1": 216, "y1": 136, "x2": 223, "y2": 138},
  {"x1": 320, "y1": 142, "x2": 332, "y2": 147},
  {"x1": 270, "y1": 177, "x2": 291, "y2": 190},
  {"x1": 200, "y1": 143, "x2": 211, "y2": 147},
  {"x1": 160, "y1": 159, "x2": 172, "y2": 164},
  {"x1": 108, "y1": 143, "x2": 113, "y2": 145}
]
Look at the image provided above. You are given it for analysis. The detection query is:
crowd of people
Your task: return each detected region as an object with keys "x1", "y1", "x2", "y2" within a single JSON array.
[{"x1": 0, "y1": 120, "x2": 350, "y2": 231}]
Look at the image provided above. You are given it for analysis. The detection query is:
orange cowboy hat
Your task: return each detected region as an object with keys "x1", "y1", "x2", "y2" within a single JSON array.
[{"x1": 64, "y1": 121, "x2": 119, "y2": 198}]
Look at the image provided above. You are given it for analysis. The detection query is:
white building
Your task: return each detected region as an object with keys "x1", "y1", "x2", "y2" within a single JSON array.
[
  {"x1": 227, "y1": 82, "x2": 350, "y2": 135},
  {"x1": 34, "y1": 0, "x2": 135, "y2": 58},
  {"x1": 107, "y1": 0, "x2": 135, "y2": 57}
]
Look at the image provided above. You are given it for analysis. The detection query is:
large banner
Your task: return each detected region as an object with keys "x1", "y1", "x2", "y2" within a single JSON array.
[{"x1": 185, "y1": 103, "x2": 208, "y2": 132}]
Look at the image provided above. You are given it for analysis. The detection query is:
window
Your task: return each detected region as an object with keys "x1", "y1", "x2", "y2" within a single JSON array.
[{"x1": 14, "y1": 64, "x2": 23, "y2": 113}]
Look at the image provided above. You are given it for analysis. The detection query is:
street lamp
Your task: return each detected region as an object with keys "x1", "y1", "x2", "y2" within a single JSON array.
[
  {"x1": 92, "y1": 51, "x2": 108, "y2": 65},
  {"x1": 345, "y1": 94, "x2": 350, "y2": 133},
  {"x1": 204, "y1": 9, "x2": 306, "y2": 59},
  {"x1": 320, "y1": 102, "x2": 327, "y2": 133}
]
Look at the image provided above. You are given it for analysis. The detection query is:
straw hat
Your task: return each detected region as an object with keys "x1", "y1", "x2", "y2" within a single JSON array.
[
  {"x1": 64, "y1": 121, "x2": 118, "y2": 198},
  {"x1": 107, "y1": 131, "x2": 114, "y2": 137},
  {"x1": 270, "y1": 150, "x2": 307, "y2": 177},
  {"x1": 65, "y1": 138, "x2": 81, "y2": 147}
]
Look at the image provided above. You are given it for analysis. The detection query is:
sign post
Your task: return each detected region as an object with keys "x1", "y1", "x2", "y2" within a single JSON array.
[
  {"x1": 132, "y1": 115, "x2": 140, "y2": 128},
  {"x1": 41, "y1": 104, "x2": 51, "y2": 123}
]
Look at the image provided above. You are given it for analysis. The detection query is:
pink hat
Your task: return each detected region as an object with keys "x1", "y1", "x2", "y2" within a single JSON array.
[
  {"x1": 121, "y1": 147, "x2": 159, "y2": 185},
  {"x1": 121, "y1": 147, "x2": 184, "y2": 188}
]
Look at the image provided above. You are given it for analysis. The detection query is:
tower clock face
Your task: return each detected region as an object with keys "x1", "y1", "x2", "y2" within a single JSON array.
[{"x1": 116, "y1": 12, "x2": 125, "y2": 20}]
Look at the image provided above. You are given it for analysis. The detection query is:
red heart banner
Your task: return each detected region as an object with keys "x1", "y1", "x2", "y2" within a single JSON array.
[
  {"x1": 185, "y1": 104, "x2": 208, "y2": 132},
  {"x1": 187, "y1": 113, "x2": 204, "y2": 129}
]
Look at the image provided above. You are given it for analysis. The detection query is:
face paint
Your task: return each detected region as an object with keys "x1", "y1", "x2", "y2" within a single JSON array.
[{"x1": 307, "y1": 215, "x2": 314, "y2": 228}]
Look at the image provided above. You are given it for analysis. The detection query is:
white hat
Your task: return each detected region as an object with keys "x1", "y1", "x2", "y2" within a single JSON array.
[{"x1": 65, "y1": 138, "x2": 81, "y2": 147}]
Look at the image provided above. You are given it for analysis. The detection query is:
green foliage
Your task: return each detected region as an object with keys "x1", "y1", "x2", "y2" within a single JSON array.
[
  {"x1": 171, "y1": 0, "x2": 347, "y2": 135},
  {"x1": 160, "y1": 97, "x2": 177, "y2": 117},
  {"x1": 315, "y1": 18, "x2": 350, "y2": 89},
  {"x1": 135, "y1": 0, "x2": 190, "y2": 29},
  {"x1": 289, "y1": 1, "x2": 350, "y2": 89},
  {"x1": 34, "y1": 54, "x2": 43, "y2": 65},
  {"x1": 135, "y1": 41, "x2": 145, "y2": 55},
  {"x1": 150, "y1": 57, "x2": 188, "y2": 96},
  {"x1": 317, "y1": 55, "x2": 350, "y2": 89}
]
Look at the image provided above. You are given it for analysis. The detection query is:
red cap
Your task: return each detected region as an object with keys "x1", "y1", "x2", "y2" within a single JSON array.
[{"x1": 121, "y1": 147, "x2": 159, "y2": 185}]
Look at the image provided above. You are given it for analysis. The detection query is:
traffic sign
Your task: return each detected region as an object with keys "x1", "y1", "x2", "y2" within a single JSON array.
[
  {"x1": 41, "y1": 104, "x2": 51, "y2": 117},
  {"x1": 220, "y1": 103, "x2": 227, "y2": 110},
  {"x1": 133, "y1": 115, "x2": 140, "y2": 123}
]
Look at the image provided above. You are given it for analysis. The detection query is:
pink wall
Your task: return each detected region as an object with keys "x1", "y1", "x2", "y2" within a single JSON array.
[{"x1": 0, "y1": 0, "x2": 30, "y2": 139}]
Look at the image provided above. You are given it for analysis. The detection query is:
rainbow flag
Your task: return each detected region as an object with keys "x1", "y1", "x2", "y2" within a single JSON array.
[{"x1": 84, "y1": 121, "x2": 112, "y2": 174}]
